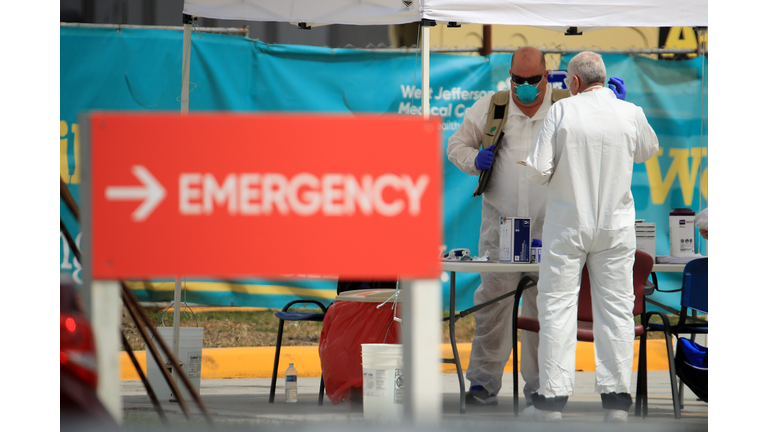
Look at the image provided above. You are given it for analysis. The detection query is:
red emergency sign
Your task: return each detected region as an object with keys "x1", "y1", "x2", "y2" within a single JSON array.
[{"x1": 88, "y1": 113, "x2": 442, "y2": 280}]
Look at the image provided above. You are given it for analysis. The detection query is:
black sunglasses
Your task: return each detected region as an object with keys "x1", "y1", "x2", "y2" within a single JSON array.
[{"x1": 510, "y1": 73, "x2": 545, "y2": 85}]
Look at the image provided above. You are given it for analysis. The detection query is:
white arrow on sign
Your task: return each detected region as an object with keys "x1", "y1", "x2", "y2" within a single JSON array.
[{"x1": 105, "y1": 165, "x2": 166, "y2": 222}]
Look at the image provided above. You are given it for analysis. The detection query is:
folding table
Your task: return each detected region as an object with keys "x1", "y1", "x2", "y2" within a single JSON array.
[{"x1": 441, "y1": 261, "x2": 687, "y2": 414}]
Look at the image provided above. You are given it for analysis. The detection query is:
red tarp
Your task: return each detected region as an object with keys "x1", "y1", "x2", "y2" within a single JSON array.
[{"x1": 318, "y1": 301, "x2": 402, "y2": 404}]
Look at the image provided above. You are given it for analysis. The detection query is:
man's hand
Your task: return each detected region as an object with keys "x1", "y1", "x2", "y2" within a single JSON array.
[
  {"x1": 475, "y1": 145, "x2": 496, "y2": 170},
  {"x1": 608, "y1": 77, "x2": 626, "y2": 100},
  {"x1": 699, "y1": 228, "x2": 708, "y2": 240}
]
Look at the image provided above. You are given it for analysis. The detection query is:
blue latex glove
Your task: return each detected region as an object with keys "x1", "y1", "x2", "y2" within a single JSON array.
[
  {"x1": 475, "y1": 145, "x2": 496, "y2": 170},
  {"x1": 608, "y1": 76, "x2": 626, "y2": 100}
]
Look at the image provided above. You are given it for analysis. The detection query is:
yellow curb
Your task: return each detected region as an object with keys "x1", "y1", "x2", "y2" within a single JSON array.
[
  {"x1": 141, "y1": 306, "x2": 271, "y2": 313},
  {"x1": 121, "y1": 340, "x2": 672, "y2": 381}
]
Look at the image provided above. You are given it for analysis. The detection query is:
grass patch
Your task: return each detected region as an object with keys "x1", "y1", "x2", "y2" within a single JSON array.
[
  {"x1": 122, "y1": 308, "x2": 324, "y2": 351},
  {"x1": 122, "y1": 307, "x2": 698, "y2": 351}
]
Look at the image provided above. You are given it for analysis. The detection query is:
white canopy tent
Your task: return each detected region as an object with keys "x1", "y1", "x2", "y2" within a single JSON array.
[
  {"x1": 183, "y1": 0, "x2": 707, "y2": 26},
  {"x1": 172, "y1": 0, "x2": 707, "y2": 424},
  {"x1": 180, "y1": 0, "x2": 708, "y2": 117}
]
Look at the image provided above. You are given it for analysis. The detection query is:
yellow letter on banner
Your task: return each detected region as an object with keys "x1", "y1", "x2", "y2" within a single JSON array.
[
  {"x1": 645, "y1": 147, "x2": 708, "y2": 205},
  {"x1": 70, "y1": 123, "x2": 81, "y2": 184},
  {"x1": 59, "y1": 121, "x2": 81, "y2": 184},
  {"x1": 60, "y1": 120, "x2": 69, "y2": 182},
  {"x1": 661, "y1": 27, "x2": 701, "y2": 59}
]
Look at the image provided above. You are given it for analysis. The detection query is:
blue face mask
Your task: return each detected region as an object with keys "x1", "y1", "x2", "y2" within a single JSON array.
[{"x1": 515, "y1": 83, "x2": 539, "y2": 104}]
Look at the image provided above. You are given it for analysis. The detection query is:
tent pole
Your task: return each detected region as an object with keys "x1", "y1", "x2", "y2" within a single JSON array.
[
  {"x1": 174, "y1": 13, "x2": 194, "y2": 397},
  {"x1": 181, "y1": 14, "x2": 193, "y2": 114},
  {"x1": 421, "y1": 21, "x2": 430, "y2": 119},
  {"x1": 404, "y1": 20, "x2": 441, "y2": 427}
]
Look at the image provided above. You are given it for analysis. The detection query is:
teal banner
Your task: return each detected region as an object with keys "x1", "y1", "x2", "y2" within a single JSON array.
[{"x1": 60, "y1": 27, "x2": 707, "y2": 311}]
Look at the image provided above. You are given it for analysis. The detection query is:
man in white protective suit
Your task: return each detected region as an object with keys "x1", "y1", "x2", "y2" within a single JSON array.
[
  {"x1": 446, "y1": 47, "x2": 555, "y2": 407},
  {"x1": 522, "y1": 51, "x2": 659, "y2": 423}
]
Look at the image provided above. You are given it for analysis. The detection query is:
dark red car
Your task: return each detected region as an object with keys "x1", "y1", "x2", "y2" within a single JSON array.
[{"x1": 60, "y1": 274, "x2": 118, "y2": 429}]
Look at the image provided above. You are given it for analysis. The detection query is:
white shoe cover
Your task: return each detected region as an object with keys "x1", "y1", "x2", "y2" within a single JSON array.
[
  {"x1": 522, "y1": 406, "x2": 563, "y2": 423},
  {"x1": 604, "y1": 409, "x2": 628, "y2": 423}
]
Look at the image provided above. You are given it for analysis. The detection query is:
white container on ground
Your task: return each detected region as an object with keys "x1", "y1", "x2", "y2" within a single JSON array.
[
  {"x1": 361, "y1": 343, "x2": 404, "y2": 422},
  {"x1": 145, "y1": 327, "x2": 204, "y2": 402}
]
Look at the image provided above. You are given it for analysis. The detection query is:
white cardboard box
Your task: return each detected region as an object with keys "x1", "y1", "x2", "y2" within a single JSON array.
[{"x1": 635, "y1": 222, "x2": 656, "y2": 261}]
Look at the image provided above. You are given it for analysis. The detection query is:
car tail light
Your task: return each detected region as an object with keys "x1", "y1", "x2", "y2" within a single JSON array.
[{"x1": 60, "y1": 312, "x2": 98, "y2": 388}]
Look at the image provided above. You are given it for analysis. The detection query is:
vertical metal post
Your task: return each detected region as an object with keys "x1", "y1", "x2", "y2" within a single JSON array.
[
  {"x1": 142, "y1": 0, "x2": 156, "y2": 25},
  {"x1": 80, "y1": 114, "x2": 93, "y2": 319},
  {"x1": 82, "y1": 0, "x2": 95, "y2": 23},
  {"x1": 481, "y1": 25, "x2": 492, "y2": 56},
  {"x1": 175, "y1": 12, "x2": 193, "y2": 397},
  {"x1": 181, "y1": 14, "x2": 194, "y2": 114},
  {"x1": 93, "y1": 280, "x2": 123, "y2": 424},
  {"x1": 171, "y1": 277, "x2": 183, "y2": 398},
  {"x1": 79, "y1": 114, "x2": 121, "y2": 423},
  {"x1": 401, "y1": 279, "x2": 442, "y2": 426},
  {"x1": 421, "y1": 22, "x2": 430, "y2": 119}
]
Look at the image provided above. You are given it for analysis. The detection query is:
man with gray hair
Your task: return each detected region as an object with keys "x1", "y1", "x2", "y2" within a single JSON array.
[{"x1": 522, "y1": 51, "x2": 659, "y2": 423}]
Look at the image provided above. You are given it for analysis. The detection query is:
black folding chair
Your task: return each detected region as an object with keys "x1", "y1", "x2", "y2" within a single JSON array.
[
  {"x1": 636, "y1": 257, "x2": 708, "y2": 419},
  {"x1": 268, "y1": 300, "x2": 328, "y2": 405}
]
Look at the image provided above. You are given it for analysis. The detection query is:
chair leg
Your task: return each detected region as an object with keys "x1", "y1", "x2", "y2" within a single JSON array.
[
  {"x1": 663, "y1": 332, "x2": 682, "y2": 419},
  {"x1": 449, "y1": 273, "x2": 466, "y2": 414},
  {"x1": 512, "y1": 325, "x2": 519, "y2": 416},
  {"x1": 678, "y1": 332, "x2": 696, "y2": 409},
  {"x1": 269, "y1": 319, "x2": 285, "y2": 403},
  {"x1": 642, "y1": 337, "x2": 649, "y2": 419},
  {"x1": 635, "y1": 331, "x2": 648, "y2": 418},
  {"x1": 318, "y1": 374, "x2": 325, "y2": 406},
  {"x1": 678, "y1": 374, "x2": 686, "y2": 410}
]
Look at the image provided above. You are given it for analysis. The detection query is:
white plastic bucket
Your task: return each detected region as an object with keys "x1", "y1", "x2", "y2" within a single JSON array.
[
  {"x1": 145, "y1": 327, "x2": 204, "y2": 402},
  {"x1": 361, "y1": 343, "x2": 404, "y2": 422}
]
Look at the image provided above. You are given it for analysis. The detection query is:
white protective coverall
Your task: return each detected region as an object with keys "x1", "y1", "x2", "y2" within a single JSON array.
[
  {"x1": 524, "y1": 86, "x2": 659, "y2": 402},
  {"x1": 446, "y1": 86, "x2": 551, "y2": 398}
]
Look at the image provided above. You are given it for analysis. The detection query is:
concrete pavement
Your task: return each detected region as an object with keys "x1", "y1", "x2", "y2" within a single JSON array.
[{"x1": 118, "y1": 371, "x2": 707, "y2": 431}]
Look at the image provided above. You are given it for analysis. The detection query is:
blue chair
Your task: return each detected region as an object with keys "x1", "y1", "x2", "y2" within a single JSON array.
[
  {"x1": 268, "y1": 300, "x2": 328, "y2": 405},
  {"x1": 636, "y1": 257, "x2": 708, "y2": 419}
]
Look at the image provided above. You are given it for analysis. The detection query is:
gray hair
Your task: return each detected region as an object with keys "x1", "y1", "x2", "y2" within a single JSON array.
[{"x1": 567, "y1": 51, "x2": 606, "y2": 86}]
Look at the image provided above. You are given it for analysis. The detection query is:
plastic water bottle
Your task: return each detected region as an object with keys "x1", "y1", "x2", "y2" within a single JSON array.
[{"x1": 285, "y1": 363, "x2": 298, "y2": 403}]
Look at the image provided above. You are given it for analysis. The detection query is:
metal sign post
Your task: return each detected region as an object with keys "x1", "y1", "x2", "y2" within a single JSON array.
[
  {"x1": 174, "y1": 14, "x2": 194, "y2": 389},
  {"x1": 401, "y1": 278, "x2": 442, "y2": 425}
]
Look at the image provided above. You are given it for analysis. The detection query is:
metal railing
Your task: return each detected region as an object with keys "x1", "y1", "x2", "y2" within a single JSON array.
[
  {"x1": 60, "y1": 22, "x2": 248, "y2": 36},
  {"x1": 356, "y1": 46, "x2": 705, "y2": 55},
  {"x1": 59, "y1": 23, "x2": 706, "y2": 56}
]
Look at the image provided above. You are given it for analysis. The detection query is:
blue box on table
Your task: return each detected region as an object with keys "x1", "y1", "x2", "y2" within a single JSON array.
[{"x1": 499, "y1": 217, "x2": 531, "y2": 263}]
